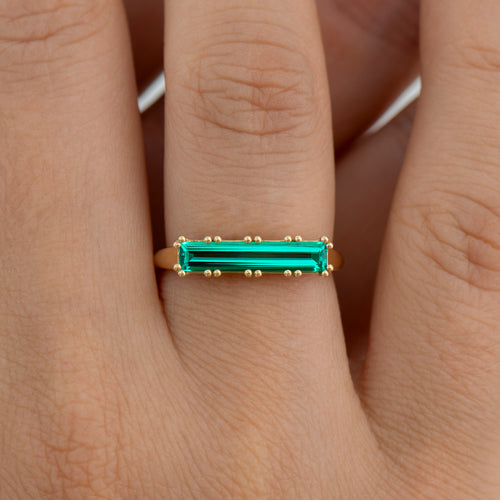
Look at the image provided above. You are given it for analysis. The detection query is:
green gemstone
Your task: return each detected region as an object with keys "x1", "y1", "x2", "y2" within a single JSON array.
[{"x1": 178, "y1": 240, "x2": 328, "y2": 274}]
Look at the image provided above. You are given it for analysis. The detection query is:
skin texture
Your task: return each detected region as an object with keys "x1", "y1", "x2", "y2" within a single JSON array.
[{"x1": 0, "y1": 0, "x2": 499, "y2": 498}]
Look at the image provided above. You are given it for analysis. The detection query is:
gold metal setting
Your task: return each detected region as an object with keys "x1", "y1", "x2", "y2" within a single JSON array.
[{"x1": 154, "y1": 235, "x2": 344, "y2": 277}]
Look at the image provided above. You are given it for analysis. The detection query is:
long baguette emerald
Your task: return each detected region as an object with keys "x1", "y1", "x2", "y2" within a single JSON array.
[{"x1": 178, "y1": 240, "x2": 328, "y2": 274}]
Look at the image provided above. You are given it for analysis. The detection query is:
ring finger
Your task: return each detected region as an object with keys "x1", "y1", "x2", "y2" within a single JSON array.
[{"x1": 160, "y1": 1, "x2": 373, "y2": 493}]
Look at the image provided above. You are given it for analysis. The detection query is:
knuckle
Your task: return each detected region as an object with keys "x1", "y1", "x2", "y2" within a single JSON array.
[
  {"x1": 403, "y1": 186, "x2": 500, "y2": 295},
  {"x1": 172, "y1": 26, "x2": 326, "y2": 144},
  {"x1": 393, "y1": 184, "x2": 500, "y2": 419},
  {"x1": 454, "y1": 39, "x2": 500, "y2": 76},
  {"x1": 0, "y1": 0, "x2": 109, "y2": 44},
  {"x1": 28, "y1": 359, "x2": 124, "y2": 498},
  {"x1": 432, "y1": 10, "x2": 500, "y2": 80},
  {"x1": 0, "y1": 0, "x2": 111, "y2": 83}
]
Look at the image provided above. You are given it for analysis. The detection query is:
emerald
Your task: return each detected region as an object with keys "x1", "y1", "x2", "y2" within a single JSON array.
[{"x1": 178, "y1": 240, "x2": 328, "y2": 274}]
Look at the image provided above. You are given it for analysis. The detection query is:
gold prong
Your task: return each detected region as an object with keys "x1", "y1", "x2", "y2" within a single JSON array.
[
  {"x1": 214, "y1": 236, "x2": 222, "y2": 243},
  {"x1": 174, "y1": 242, "x2": 181, "y2": 249},
  {"x1": 244, "y1": 236, "x2": 252, "y2": 243},
  {"x1": 254, "y1": 270, "x2": 262, "y2": 278},
  {"x1": 178, "y1": 270, "x2": 187, "y2": 277},
  {"x1": 244, "y1": 269, "x2": 253, "y2": 278},
  {"x1": 295, "y1": 235, "x2": 303, "y2": 242},
  {"x1": 320, "y1": 236, "x2": 329, "y2": 244},
  {"x1": 213, "y1": 269, "x2": 222, "y2": 278},
  {"x1": 204, "y1": 236, "x2": 212, "y2": 243},
  {"x1": 284, "y1": 270, "x2": 292, "y2": 277},
  {"x1": 294, "y1": 270, "x2": 302, "y2": 277},
  {"x1": 178, "y1": 236, "x2": 186, "y2": 243},
  {"x1": 321, "y1": 270, "x2": 330, "y2": 277},
  {"x1": 254, "y1": 236, "x2": 262, "y2": 244},
  {"x1": 173, "y1": 264, "x2": 181, "y2": 272},
  {"x1": 284, "y1": 235, "x2": 292, "y2": 243},
  {"x1": 327, "y1": 242, "x2": 334, "y2": 250},
  {"x1": 204, "y1": 270, "x2": 212, "y2": 278},
  {"x1": 327, "y1": 264, "x2": 335, "y2": 273}
]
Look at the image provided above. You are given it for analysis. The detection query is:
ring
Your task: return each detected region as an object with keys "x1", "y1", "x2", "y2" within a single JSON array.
[{"x1": 154, "y1": 236, "x2": 343, "y2": 278}]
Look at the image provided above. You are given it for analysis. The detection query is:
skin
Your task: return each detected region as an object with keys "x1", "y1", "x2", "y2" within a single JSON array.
[{"x1": 0, "y1": 0, "x2": 498, "y2": 498}]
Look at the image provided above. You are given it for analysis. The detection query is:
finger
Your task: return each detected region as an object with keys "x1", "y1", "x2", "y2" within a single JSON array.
[
  {"x1": 362, "y1": 1, "x2": 500, "y2": 491},
  {"x1": 125, "y1": 0, "x2": 420, "y2": 144},
  {"x1": 318, "y1": 0, "x2": 419, "y2": 147},
  {"x1": 0, "y1": 2, "x2": 160, "y2": 339},
  {"x1": 133, "y1": 0, "x2": 420, "y2": 253},
  {"x1": 162, "y1": 1, "x2": 376, "y2": 493},
  {"x1": 335, "y1": 103, "x2": 416, "y2": 380}
]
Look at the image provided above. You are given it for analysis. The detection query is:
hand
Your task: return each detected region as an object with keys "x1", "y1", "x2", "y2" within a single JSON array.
[{"x1": 1, "y1": 1, "x2": 498, "y2": 498}]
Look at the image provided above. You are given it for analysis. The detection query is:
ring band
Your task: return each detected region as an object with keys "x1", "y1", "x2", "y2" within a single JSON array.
[{"x1": 154, "y1": 236, "x2": 343, "y2": 278}]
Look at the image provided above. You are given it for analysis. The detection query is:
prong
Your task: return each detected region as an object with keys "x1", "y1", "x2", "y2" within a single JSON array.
[
  {"x1": 327, "y1": 242, "x2": 334, "y2": 250},
  {"x1": 254, "y1": 236, "x2": 262, "y2": 244},
  {"x1": 320, "y1": 236, "x2": 329, "y2": 244},
  {"x1": 284, "y1": 270, "x2": 292, "y2": 277},
  {"x1": 321, "y1": 270, "x2": 330, "y2": 277},
  {"x1": 214, "y1": 236, "x2": 222, "y2": 243},
  {"x1": 173, "y1": 242, "x2": 181, "y2": 249},
  {"x1": 284, "y1": 235, "x2": 292, "y2": 243},
  {"x1": 204, "y1": 270, "x2": 213, "y2": 278},
  {"x1": 178, "y1": 236, "x2": 187, "y2": 243},
  {"x1": 213, "y1": 269, "x2": 222, "y2": 278},
  {"x1": 204, "y1": 236, "x2": 212, "y2": 243},
  {"x1": 295, "y1": 235, "x2": 303, "y2": 242},
  {"x1": 173, "y1": 264, "x2": 181, "y2": 272},
  {"x1": 244, "y1": 269, "x2": 253, "y2": 278},
  {"x1": 327, "y1": 264, "x2": 335, "y2": 273},
  {"x1": 178, "y1": 270, "x2": 187, "y2": 277},
  {"x1": 244, "y1": 236, "x2": 252, "y2": 243},
  {"x1": 294, "y1": 270, "x2": 302, "y2": 277},
  {"x1": 254, "y1": 270, "x2": 263, "y2": 278}
]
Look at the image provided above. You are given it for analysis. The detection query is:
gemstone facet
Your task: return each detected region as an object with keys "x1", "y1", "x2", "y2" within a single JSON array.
[{"x1": 178, "y1": 240, "x2": 328, "y2": 274}]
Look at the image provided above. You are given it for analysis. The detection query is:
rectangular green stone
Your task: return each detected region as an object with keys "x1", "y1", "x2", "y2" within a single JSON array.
[{"x1": 178, "y1": 240, "x2": 328, "y2": 274}]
